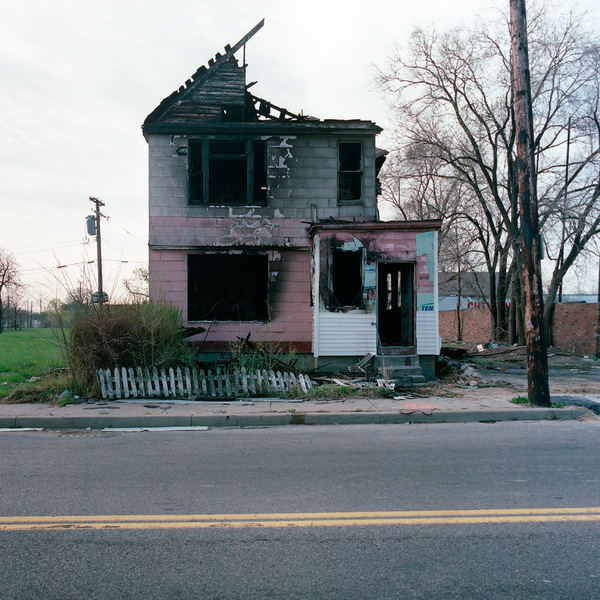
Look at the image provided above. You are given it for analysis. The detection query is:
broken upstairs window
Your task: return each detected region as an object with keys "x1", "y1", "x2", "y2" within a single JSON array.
[
  {"x1": 331, "y1": 249, "x2": 363, "y2": 308},
  {"x1": 189, "y1": 140, "x2": 266, "y2": 205},
  {"x1": 188, "y1": 254, "x2": 269, "y2": 322},
  {"x1": 338, "y1": 142, "x2": 363, "y2": 203}
]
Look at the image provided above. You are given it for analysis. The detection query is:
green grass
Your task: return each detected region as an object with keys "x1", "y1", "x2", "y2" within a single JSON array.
[
  {"x1": 510, "y1": 395, "x2": 529, "y2": 404},
  {"x1": 510, "y1": 395, "x2": 569, "y2": 408},
  {"x1": 0, "y1": 329, "x2": 67, "y2": 402}
]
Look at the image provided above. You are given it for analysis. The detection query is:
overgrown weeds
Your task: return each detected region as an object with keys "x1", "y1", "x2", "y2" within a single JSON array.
[
  {"x1": 304, "y1": 383, "x2": 389, "y2": 400},
  {"x1": 54, "y1": 301, "x2": 193, "y2": 395},
  {"x1": 228, "y1": 335, "x2": 299, "y2": 374}
]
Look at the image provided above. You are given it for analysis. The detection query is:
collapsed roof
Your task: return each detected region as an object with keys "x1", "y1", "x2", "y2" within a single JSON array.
[{"x1": 142, "y1": 19, "x2": 381, "y2": 136}]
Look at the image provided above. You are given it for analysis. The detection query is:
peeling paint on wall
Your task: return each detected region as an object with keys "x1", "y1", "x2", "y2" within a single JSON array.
[
  {"x1": 417, "y1": 292, "x2": 434, "y2": 311},
  {"x1": 267, "y1": 137, "x2": 295, "y2": 199},
  {"x1": 416, "y1": 232, "x2": 435, "y2": 282},
  {"x1": 275, "y1": 136, "x2": 295, "y2": 148},
  {"x1": 342, "y1": 237, "x2": 364, "y2": 251},
  {"x1": 228, "y1": 217, "x2": 279, "y2": 244}
]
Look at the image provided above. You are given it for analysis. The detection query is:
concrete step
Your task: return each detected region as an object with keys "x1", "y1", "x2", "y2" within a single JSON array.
[
  {"x1": 376, "y1": 354, "x2": 425, "y2": 386},
  {"x1": 376, "y1": 354, "x2": 421, "y2": 369}
]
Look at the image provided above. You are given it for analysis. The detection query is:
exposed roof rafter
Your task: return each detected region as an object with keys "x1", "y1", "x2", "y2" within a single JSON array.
[{"x1": 144, "y1": 19, "x2": 265, "y2": 126}]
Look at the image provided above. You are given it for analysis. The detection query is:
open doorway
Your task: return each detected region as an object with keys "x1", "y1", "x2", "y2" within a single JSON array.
[{"x1": 377, "y1": 262, "x2": 415, "y2": 346}]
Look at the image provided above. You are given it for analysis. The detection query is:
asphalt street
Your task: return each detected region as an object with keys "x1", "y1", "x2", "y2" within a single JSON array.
[{"x1": 1, "y1": 421, "x2": 599, "y2": 599}]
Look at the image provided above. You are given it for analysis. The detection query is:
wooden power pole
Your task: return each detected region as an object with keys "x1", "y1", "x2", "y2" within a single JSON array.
[
  {"x1": 89, "y1": 196, "x2": 105, "y2": 306},
  {"x1": 510, "y1": 0, "x2": 551, "y2": 406}
]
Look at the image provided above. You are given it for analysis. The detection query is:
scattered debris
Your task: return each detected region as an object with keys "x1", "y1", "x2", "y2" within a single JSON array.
[
  {"x1": 377, "y1": 379, "x2": 396, "y2": 390},
  {"x1": 348, "y1": 352, "x2": 375, "y2": 375}
]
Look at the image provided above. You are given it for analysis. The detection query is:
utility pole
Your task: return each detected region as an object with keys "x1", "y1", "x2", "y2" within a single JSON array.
[
  {"x1": 88, "y1": 197, "x2": 106, "y2": 305},
  {"x1": 510, "y1": 0, "x2": 550, "y2": 406}
]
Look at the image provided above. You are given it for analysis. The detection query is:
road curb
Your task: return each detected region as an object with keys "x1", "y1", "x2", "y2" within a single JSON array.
[{"x1": 0, "y1": 407, "x2": 589, "y2": 430}]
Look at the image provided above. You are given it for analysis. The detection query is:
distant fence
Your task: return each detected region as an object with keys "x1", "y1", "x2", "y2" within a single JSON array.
[{"x1": 96, "y1": 366, "x2": 314, "y2": 400}]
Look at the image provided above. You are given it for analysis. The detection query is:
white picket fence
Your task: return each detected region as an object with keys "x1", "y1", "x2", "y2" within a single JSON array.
[{"x1": 96, "y1": 366, "x2": 314, "y2": 400}]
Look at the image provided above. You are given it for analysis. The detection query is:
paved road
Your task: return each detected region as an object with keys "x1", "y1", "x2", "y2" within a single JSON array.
[{"x1": 1, "y1": 421, "x2": 599, "y2": 599}]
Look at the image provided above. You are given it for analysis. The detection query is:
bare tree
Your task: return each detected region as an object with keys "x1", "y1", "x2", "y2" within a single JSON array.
[
  {"x1": 377, "y1": 1, "x2": 600, "y2": 342},
  {"x1": 123, "y1": 267, "x2": 149, "y2": 303},
  {"x1": 0, "y1": 249, "x2": 20, "y2": 334}
]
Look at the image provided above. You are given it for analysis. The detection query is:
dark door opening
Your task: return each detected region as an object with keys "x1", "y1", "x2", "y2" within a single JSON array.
[{"x1": 377, "y1": 262, "x2": 415, "y2": 346}]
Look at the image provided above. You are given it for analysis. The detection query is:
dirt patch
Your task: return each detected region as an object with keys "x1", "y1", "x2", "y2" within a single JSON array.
[{"x1": 439, "y1": 343, "x2": 600, "y2": 396}]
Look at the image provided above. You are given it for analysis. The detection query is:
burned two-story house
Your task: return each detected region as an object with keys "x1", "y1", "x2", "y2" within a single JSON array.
[{"x1": 142, "y1": 20, "x2": 441, "y2": 380}]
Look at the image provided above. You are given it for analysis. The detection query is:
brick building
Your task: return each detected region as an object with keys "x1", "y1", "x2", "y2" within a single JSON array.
[{"x1": 142, "y1": 21, "x2": 441, "y2": 379}]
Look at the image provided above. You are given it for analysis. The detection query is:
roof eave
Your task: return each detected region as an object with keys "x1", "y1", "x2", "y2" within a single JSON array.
[
  {"x1": 308, "y1": 219, "x2": 443, "y2": 237},
  {"x1": 142, "y1": 120, "x2": 383, "y2": 137}
]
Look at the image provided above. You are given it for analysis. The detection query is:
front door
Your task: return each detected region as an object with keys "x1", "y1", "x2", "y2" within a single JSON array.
[{"x1": 377, "y1": 262, "x2": 415, "y2": 346}]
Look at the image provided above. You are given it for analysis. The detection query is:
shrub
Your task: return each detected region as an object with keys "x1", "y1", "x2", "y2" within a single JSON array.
[
  {"x1": 228, "y1": 336, "x2": 298, "y2": 374},
  {"x1": 59, "y1": 302, "x2": 193, "y2": 393}
]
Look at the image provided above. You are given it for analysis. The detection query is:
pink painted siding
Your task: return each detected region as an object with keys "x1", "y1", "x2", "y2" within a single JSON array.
[
  {"x1": 149, "y1": 248, "x2": 312, "y2": 351},
  {"x1": 150, "y1": 215, "x2": 373, "y2": 250}
]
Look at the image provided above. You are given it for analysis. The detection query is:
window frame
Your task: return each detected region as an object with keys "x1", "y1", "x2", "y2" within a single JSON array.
[
  {"x1": 188, "y1": 139, "x2": 267, "y2": 206},
  {"x1": 337, "y1": 141, "x2": 364, "y2": 205},
  {"x1": 329, "y1": 248, "x2": 364, "y2": 310},
  {"x1": 187, "y1": 253, "x2": 270, "y2": 322}
]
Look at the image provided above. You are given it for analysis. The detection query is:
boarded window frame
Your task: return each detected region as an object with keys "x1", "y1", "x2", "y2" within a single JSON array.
[
  {"x1": 337, "y1": 141, "x2": 363, "y2": 204},
  {"x1": 188, "y1": 139, "x2": 267, "y2": 206},
  {"x1": 187, "y1": 253, "x2": 270, "y2": 322}
]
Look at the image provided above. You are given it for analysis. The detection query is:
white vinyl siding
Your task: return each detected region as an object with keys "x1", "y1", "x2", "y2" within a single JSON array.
[
  {"x1": 316, "y1": 311, "x2": 376, "y2": 356},
  {"x1": 416, "y1": 311, "x2": 440, "y2": 355}
]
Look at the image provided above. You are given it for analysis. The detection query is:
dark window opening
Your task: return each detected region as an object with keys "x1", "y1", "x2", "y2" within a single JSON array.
[
  {"x1": 253, "y1": 141, "x2": 267, "y2": 204},
  {"x1": 188, "y1": 254, "x2": 269, "y2": 322},
  {"x1": 188, "y1": 140, "x2": 267, "y2": 205},
  {"x1": 209, "y1": 142, "x2": 247, "y2": 204},
  {"x1": 331, "y1": 250, "x2": 363, "y2": 308},
  {"x1": 221, "y1": 104, "x2": 244, "y2": 122},
  {"x1": 189, "y1": 140, "x2": 204, "y2": 204},
  {"x1": 338, "y1": 142, "x2": 363, "y2": 203}
]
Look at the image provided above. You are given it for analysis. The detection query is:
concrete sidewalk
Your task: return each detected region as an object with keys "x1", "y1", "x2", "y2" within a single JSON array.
[{"x1": 0, "y1": 392, "x2": 595, "y2": 430}]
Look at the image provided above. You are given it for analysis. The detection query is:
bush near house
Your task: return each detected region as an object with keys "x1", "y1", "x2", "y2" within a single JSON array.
[{"x1": 62, "y1": 302, "x2": 193, "y2": 393}]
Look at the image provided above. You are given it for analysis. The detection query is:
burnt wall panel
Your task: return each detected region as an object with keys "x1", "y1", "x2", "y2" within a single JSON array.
[
  {"x1": 150, "y1": 248, "x2": 312, "y2": 350},
  {"x1": 316, "y1": 230, "x2": 433, "y2": 315}
]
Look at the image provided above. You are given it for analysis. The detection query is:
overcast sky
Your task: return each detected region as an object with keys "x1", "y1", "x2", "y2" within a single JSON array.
[{"x1": 1, "y1": 0, "x2": 597, "y2": 305}]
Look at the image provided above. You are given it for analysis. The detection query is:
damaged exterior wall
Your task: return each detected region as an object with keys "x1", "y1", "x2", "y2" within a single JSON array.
[
  {"x1": 147, "y1": 129, "x2": 380, "y2": 355},
  {"x1": 143, "y1": 22, "x2": 441, "y2": 374},
  {"x1": 311, "y1": 225, "x2": 440, "y2": 358},
  {"x1": 148, "y1": 133, "x2": 378, "y2": 248},
  {"x1": 150, "y1": 248, "x2": 312, "y2": 352}
]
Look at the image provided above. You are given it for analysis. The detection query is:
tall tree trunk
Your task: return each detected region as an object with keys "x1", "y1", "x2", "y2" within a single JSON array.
[
  {"x1": 489, "y1": 270, "x2": 498, "y2": 341},
  {"x1": 495, "y1": 249, "x2": 510, "y2": 341},
  {"x1": 456, "y1": 261, "x2": 463, "y2": 341},
  {"x1": 509, "y1": 292, "x2": 517, "y2": 344}
]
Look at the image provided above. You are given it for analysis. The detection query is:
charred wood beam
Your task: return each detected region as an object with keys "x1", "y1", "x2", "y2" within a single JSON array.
[{"x1": 250, "y1": 94, "x2": 304, "y2": 121}]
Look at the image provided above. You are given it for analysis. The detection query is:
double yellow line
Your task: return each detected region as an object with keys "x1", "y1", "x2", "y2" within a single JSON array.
[{"x1": 2, "y1": 508, "x2": 600, "y2": 531}]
